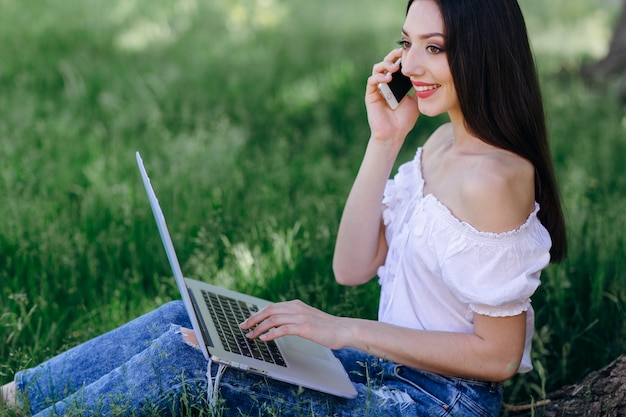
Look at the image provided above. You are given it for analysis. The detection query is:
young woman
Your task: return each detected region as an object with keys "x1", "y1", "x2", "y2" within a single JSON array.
[{"x1": 2, "y1": 0, "x2": 566, "y2": 415}]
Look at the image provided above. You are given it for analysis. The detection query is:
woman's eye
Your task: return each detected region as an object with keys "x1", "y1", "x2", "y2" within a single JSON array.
[
  {"x1": 396, "y1": 39, "x2": 411, "y2": 50},
  {"x1": 426, "y1": 45, "x2": 443, "y2": 54}
]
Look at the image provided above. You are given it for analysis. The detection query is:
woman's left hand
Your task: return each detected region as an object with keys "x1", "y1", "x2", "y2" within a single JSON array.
[{"x1": 239, "y1": 300, "x2": 352, "y2": 350}]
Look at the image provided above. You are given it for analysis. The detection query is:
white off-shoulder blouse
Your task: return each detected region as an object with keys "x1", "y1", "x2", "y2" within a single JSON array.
[{"x1": 377, "y1": 147, "x2": 552, "y2": 373}]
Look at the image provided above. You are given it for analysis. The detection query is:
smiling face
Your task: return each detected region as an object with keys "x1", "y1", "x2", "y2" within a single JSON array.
[{"x1": 400, "y1": 0, "x2": 460, "y2": 119}]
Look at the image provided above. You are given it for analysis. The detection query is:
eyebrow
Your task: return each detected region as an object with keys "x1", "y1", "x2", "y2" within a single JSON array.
[{"x1": 401, "y1": 28, "x2": 445, "y2": 40}]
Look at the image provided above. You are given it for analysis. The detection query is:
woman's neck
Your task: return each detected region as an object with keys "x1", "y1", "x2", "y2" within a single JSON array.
[{"x1": 447, "y1": 110, "x2": 490, "y2": 152}]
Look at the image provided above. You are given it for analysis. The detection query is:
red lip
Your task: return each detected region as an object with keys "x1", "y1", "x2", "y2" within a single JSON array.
[{"x1": 412, "y1": 81, "x2": 440, "y2": 99}]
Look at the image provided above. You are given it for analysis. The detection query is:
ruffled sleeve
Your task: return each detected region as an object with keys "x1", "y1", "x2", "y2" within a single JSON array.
[
  {"x1": 381, "y1": 152, "x2": 423, "y2": 238},
  {"x1": 383, "y1": 148, "x2": 424, "y2": 240},
  {"x1": 378, "y1": 150, "x2": 424, "y2": 287},
  {"x1": 439, "y1": 204, "x2": 552, "y2": 317}
]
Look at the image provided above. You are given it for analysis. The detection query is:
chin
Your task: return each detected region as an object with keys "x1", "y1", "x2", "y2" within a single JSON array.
[{"x1": 417, "y1": 104, "x2": 445, "y2": 118}]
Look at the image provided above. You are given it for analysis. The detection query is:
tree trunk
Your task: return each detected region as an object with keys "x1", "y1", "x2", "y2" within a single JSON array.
[
  {"x1": 503, "y1": 355, "x2": 626, "y2": 417},
  {"x1": 582, "y1": 0, "x2": 626, "y2": 80}
]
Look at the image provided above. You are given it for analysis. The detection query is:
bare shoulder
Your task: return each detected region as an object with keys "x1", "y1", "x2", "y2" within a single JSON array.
[{"x1": 460, "y1": 150, "x2": 535, "y2": 233}]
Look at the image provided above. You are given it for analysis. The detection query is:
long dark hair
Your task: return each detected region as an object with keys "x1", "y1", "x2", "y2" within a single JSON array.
[{"x1": 406, "y1": 0, "x2": 567, "y2": 262}]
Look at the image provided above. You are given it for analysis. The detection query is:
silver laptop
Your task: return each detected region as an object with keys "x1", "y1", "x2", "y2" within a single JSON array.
[{"x1": 135, "y1": 152, "x2": 357, "y2": 399}]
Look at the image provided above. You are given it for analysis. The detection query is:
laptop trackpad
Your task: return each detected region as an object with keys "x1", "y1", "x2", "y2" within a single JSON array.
[{"x1": 282, "y1": 336, "x2": 328, "y2": 360}]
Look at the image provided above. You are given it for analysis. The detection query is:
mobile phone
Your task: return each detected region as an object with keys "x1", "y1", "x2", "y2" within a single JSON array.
[{"x1": 377, "y1": 60, "x2": 413, "y2": 110}]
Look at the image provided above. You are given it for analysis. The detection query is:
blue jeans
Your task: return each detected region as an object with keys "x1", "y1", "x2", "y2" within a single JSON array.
[{"x1": 15, "y1": 301, "x2": 503, "y2": 416}]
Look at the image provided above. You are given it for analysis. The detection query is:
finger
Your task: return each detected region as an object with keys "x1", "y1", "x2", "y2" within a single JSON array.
[
  {"x1": 384, "y1": 47, "x2": 403, "y2": 62},
  {"x1": 241, "y1": 302, "x2": 292, "y2": 330},
  {"x1": 256, "y1": 316, "x2": 317, "y2": 343},
  {"x1": 239, "y1": 304, "x2": 275, "y2": 330},
  {"x1": 245, "y1": 313, "x2": 296, "y2": 340},
  {"x1": 373, "y1": 49, "x2": 402, "y2": 74},
  {"x1": 367, "y1": 72, "x2": 392, "y2": 89},
  {"x1": 258, "y1": 325, "x2": 292, "y2": 342},
  {"x1": 368, "y1": 51, "x2": 404, "y2": 94},
  {"x1": 372, "y1": 61, "x2": 399, "y2": 80},
  {"x1": 382, "y1": 48, "x2": 403, "y2": 69},
  {"x1": 240, "y1": 300, "x2": 311, "y2": 332}
]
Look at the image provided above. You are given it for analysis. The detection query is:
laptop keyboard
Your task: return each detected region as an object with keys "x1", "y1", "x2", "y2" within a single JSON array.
[{"x1": 201, "y1": 290, "x2": 287, "y2": 367}]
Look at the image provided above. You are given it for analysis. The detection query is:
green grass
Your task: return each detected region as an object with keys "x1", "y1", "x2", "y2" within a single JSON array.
[{"x1": 1, "y1": 0, "x2": 625, "y2": 415}]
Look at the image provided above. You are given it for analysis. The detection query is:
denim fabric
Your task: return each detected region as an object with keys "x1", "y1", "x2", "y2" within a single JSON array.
[{"x1": 15, "y1": 301, "x2": 503, "y2": 416}]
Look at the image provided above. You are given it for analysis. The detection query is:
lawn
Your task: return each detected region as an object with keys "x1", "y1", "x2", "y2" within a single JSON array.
[{"x1": 1, "y1": 0, "x2": 624, "y2": 414}]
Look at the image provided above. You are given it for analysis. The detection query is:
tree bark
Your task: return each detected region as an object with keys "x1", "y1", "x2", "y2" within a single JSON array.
[
  {"x1": 504, "y1": 355, "x2": 626, "y2": 417},
  {"x1": 582, "y1": 0, "x2": 626, "y2": 81}
]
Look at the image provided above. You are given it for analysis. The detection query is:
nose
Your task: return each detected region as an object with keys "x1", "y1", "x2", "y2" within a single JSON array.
[{"x1": 401, "y1": 48, "x2": 426, "y2": 78}]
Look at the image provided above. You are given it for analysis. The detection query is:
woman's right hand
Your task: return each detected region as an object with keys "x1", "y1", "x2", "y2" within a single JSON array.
[
  {"x1": 333, "y1": 50, "x2": 421, "y2": 286},
  {"x1": 365, "y1": 49, "x2": 420, "y2": 147}
]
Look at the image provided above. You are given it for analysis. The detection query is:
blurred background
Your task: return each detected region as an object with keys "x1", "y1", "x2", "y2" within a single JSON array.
[{"x1": 1, "y1": 0, "x2": 624, "y2": 410}]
